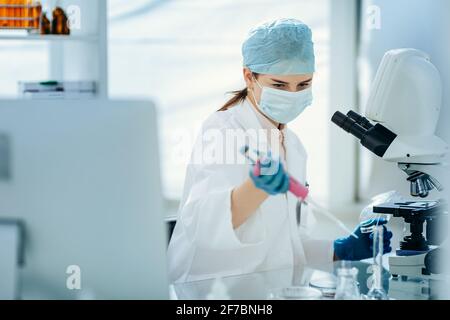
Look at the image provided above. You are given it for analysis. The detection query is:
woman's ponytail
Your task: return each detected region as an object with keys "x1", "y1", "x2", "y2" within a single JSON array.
[
  {"x1": 218, "y1": 72, "x2": 258, "y2": 111},
  {"x1": 218, "y1": 88, "x2": 248, "y2": 111}
]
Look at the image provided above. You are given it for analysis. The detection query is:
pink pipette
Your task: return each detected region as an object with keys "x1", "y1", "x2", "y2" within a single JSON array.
[
  {"x1": 253, "y1": 159, "x2": 309, "y2": 201},
  {"x1": 243, "y1": 146, "x2": 358, "y2": 239}
]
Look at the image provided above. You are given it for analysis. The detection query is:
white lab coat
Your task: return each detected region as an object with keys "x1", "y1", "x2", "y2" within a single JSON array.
[{"x1": 167, "y1": 98, "x2": 334, "y2": 283}]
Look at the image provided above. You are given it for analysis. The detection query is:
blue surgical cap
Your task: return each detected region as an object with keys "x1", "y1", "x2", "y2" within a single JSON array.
[{"x1": 242, "y1": 18, "x2": 315, "y2": 75}]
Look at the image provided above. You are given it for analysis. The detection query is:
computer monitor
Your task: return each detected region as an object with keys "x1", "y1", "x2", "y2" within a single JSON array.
[{"x1": 0, "y1": 100, "x2": 169, "y2": 299}]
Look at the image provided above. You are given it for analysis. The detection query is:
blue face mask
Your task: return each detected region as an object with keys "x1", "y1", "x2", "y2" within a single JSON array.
[{"x1": 251, "y1": 78, "x2": 313, "y2": 124}]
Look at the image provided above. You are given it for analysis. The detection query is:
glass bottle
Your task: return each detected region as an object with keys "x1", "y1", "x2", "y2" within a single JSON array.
[{"x1": 335, "y1": 262, "x2": 361, "y2": 300}]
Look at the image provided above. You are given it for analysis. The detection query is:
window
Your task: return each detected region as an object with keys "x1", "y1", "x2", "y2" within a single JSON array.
[{"x1": 109, "y1": 0, "x2": 331, "y2": 200}]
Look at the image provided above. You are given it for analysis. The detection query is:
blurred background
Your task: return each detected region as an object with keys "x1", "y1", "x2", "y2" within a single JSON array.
[{"x1": 0, "y1": 0, "x2": 448, "y2": 299}]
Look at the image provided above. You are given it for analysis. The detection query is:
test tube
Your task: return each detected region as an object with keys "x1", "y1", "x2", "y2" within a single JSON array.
[
  {"x1": 11, "y1": 0, "x2": 16, "y2": 28},
  {"x1": 21, "y1": 0, "x2": 26, "y2": 28},
  {"x1": 8, "y1": 0, "x2": 15, "y2": 28},
  {"x1": 31, "y1": 0, "x2": 35, "y2": 28},
  {"x1": 5, "y1": 0, "x2": 9, "y2": 28},
  {"x1": 35, "y1": 1, "x2": 41, "y2": 29},
  {"x1": 11, "y1": 0, "x2": 20, "y2": 29},
  {"x1": 16, "y1": 0, "x2": 22, "y2": 28},
  {"x1": 0, "y1": 0, "x2": 6, "y2": 28},
  {"x1": 22, "y1": 0, "x2": 28, "y2": 28},
  {"x1": 27, "y1": 0, "x2": 33, "y2": 28},
  {"x1": 366, "y1": 225, "x2": 389, "y2": 300}
]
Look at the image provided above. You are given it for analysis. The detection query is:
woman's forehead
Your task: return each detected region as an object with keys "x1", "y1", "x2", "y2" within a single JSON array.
[{"x1": 258, "y1": 73, "x2": 314, "y2": 82}]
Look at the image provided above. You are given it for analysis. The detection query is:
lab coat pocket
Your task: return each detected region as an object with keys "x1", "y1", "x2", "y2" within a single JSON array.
[
  {"x1": 298, "y1": 202, "x2": 318, "y2": 237},
  {"x1": 234, "y1": 207, "x2": 267, "y2": 246}
]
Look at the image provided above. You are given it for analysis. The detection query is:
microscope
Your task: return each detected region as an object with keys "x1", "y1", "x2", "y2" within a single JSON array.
[{"x1": 331, "y1": 49, "x2": 449, "y2": 298}]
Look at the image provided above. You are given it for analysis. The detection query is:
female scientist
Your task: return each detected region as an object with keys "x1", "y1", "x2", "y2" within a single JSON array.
[{"x1": 167, "y1": 18, "x2": 392, "y2": 283}]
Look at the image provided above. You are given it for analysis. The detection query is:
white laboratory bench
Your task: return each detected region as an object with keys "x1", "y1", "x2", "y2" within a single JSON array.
[
  {"x1": 168, "y1": 215, "x2": 436, "y2": 300},
  {"x1": 169, "y1": 260, "x2": 437, "y2": 300}
]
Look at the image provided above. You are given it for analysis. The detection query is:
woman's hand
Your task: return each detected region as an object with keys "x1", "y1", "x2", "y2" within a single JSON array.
[
  {"x1": 333, "y1": 218, "x2": 393, "y2": 261},
  {"x1": 249, "y1": 154, "x2": 290, "y2": 196},
  {"x1": 231, "y1": 154, "x2": 289, "y2": 229}
]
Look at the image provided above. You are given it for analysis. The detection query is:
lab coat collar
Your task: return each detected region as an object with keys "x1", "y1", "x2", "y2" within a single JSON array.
[{"x1": 233, "y1": 98, "x2": 265, "y2": 132}]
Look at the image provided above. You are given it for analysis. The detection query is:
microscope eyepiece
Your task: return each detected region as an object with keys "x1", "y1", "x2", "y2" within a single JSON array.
[
  {"x1": 331, "y1": 111, "x2": 367, "y2": 140},
  {"x1": 331, "y1": 110, "x2": 397, "y2": 158},
  {"x1": 346, "y1": 111, "x2": 374, "y2": 130},
  {"x1": 331, "y1": 111, "x2": 347, "y2": 129}
]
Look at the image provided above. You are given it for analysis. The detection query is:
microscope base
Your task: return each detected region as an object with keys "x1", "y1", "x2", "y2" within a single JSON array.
[{"x1": 389, "y1": 248, "x2": 441, "y2": 280}]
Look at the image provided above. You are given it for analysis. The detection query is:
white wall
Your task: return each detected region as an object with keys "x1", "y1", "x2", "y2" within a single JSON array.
[{"x1": 358, "y1": 0, "x2": 450, "y2": 200}]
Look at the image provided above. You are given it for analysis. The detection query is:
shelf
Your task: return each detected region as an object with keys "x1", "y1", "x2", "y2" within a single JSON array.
[
  {"x1": 0, "y1": 34, "x2": 98, "y2": 42},
  {"x1": 0, "y1": 0, "x2": 108, "y2": 98}
]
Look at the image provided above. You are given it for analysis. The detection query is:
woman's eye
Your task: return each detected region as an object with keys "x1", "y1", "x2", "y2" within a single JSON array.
[
  {"x1": 272, "y1": 84, "x2": 285, "y2": 88},
  {"x1": 299, "y1": 83, "x2": 310, "y2": 88}
]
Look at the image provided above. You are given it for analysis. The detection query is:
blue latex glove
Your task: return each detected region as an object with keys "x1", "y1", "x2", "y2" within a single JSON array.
[
  {"x1": 249, "y1": 154, "x2": 289, "y2": 196},
  {"x1": 334, "y1": 218, "x2": 393, "y2": 261}
]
